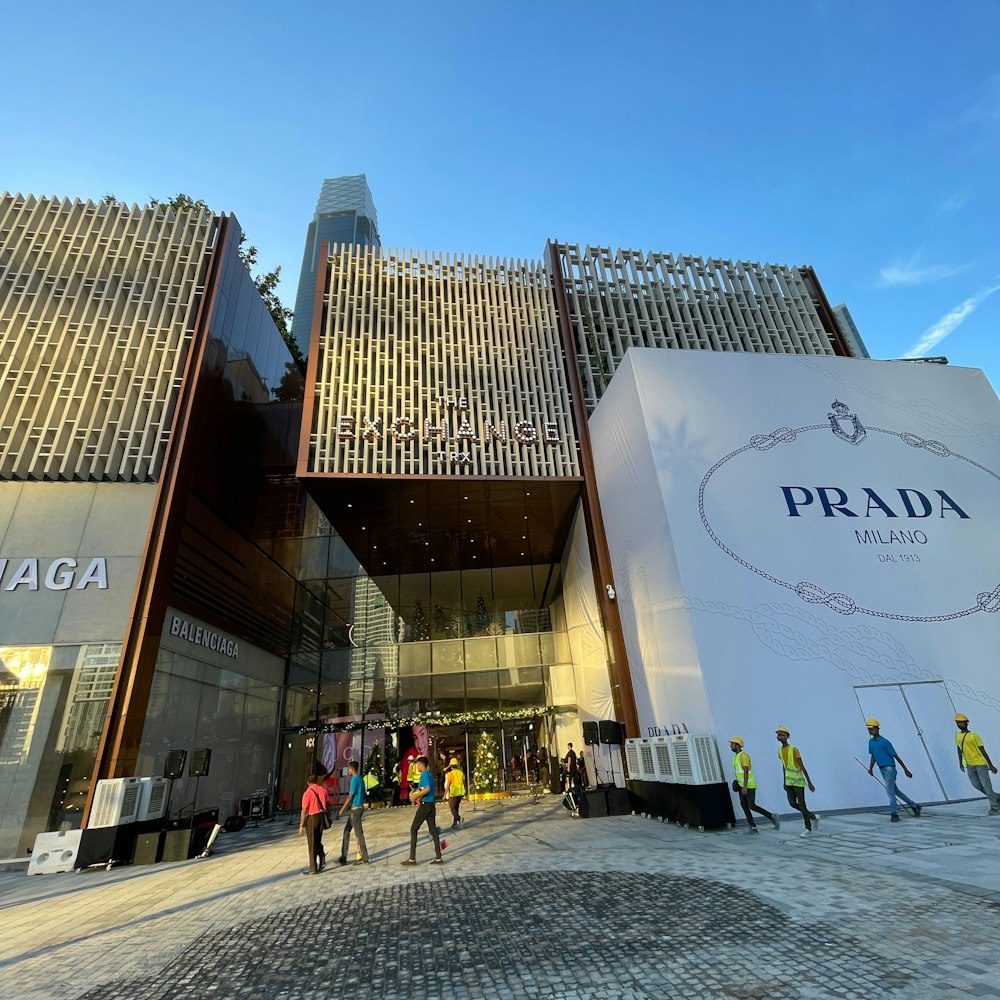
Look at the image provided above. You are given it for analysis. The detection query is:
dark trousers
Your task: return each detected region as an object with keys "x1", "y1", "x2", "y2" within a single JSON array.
[
  {"x1": 449, "y1": 795, "x2": 463, "y2": 826},
  {"x1": 738, "y1": 788, "x2": 773, "y2": 828},
  {"x1": 409, "y1": 802, "x2": 442, "y2": 860},
  {"x1": 341, "y1": 807, "x2": 369, "y2": 861},
  {"x1": 785, "y1": 785, "x2": 815, "y2": 830},
  {"x1": 304, "y1": 813, "x2": 326, "y2": 873}
]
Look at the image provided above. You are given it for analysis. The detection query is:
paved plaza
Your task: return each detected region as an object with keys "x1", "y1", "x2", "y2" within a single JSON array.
[{"x1": 3, "y1": 795, "x2": 1000, "y2": 999}]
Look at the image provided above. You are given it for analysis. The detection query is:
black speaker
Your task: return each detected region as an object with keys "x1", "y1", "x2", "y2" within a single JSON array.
[
  {"x1": 607, "y1": 787, "x2": 631, "y2": 816},
  {"x1": 189, "y1": 748, "x2": 211, "y2": 777},
  {"x1": 163, "y1": 749, "x2": 187, "y2": 779},
  {"x1": 579, "y1": 789, "x2": 608, "y2": 818},
  {"x1": 161, "y1": 829, "x2": 192, "y2": 863},
  {"x1": 599, "y1": 720, "x2": 623, "y2": 745},
  {"x1": 582, "y1": 721, "x2": 599, "y2": 746},
  {"x1": 132, "y1": 831, "x2": 163, "y2": 865}
]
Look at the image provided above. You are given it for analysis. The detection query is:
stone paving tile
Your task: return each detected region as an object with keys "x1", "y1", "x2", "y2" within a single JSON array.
[{"x1": 4, "y1": 798, "x2": 1000, "y2": 998}]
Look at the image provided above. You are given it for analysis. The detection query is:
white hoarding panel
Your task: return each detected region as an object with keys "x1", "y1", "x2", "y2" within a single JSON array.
[{"x1": 591, "y1": 350, "x2": 1000, "y2": 812}]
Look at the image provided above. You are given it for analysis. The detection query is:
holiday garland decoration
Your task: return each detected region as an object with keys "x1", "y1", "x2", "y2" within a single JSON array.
[
  {"x1": 295, "y1": 704, "x2": 570, "y2": 735},
  {"x1": 472, "y1": 730, "x2": 502, "y2": 793}
]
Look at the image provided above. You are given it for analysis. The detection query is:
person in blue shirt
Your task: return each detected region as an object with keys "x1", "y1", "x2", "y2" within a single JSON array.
[
  {"x1": 866, "y1": 718, "x2": 922, "y2": 823},
  {"x1": 336, "y1": 760, "x2": 369, "y2": 864},
  {"x1": 400, "y1": 755, "x2": 444, "y2": 865}
]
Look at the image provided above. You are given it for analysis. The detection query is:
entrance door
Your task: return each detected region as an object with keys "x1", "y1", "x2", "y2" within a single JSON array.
[{"x1": 853, "y1": 682, "x2": 968, "y2": 802}]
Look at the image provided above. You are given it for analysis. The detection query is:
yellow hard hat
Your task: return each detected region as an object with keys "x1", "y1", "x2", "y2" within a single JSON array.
[
  {"x1": 449, "y1": 757, "x2": 460, "y2": 765},
  {"x1": 775, "y1": 725, "x2": 790, "y2": 735},
  {"x1": 954, "y1": 714, "x2": 969, "y2": 723},
  {"x1": 866, "y1": 718, "x2": 880, "y2": 728},
  {"x1": 729, "y1": 736, "x2": 744, "y2": 747}
]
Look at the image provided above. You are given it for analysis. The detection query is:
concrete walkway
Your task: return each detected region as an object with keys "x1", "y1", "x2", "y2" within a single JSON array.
[{"x1": 3, "y1": 796, "x2": 1000, "y2": 999}]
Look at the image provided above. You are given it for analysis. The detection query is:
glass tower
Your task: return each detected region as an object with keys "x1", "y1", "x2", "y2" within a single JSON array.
[{"x1": 290, "y1": 175, "x2": 380, "y2": 356}]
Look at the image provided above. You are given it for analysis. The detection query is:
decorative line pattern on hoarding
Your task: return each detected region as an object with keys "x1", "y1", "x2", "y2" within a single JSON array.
[{"x1": 698, "y1": 404, "x2": 999, "y2": 622}]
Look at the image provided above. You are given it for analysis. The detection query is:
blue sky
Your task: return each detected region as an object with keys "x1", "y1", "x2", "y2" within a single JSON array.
[{"x1": 4, "y1": 1, "x2": 999, "y2": 387}]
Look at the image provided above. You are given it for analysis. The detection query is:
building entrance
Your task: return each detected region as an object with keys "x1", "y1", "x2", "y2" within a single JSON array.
[{"x1": 853, "y1": 681, "x2": 969, "y2": 803}]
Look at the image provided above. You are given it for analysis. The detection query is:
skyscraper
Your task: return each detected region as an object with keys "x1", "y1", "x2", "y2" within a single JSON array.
[{"x1": 290, "y1": 175, "x2": 380, "y2": 356}]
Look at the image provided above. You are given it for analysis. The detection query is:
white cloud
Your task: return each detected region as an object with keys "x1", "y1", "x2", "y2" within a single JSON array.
[
  {"x1": 937, "y1": 191, "x2": 968, "y2": 216},
  {"x1": 902, "y1": 279, "x2": 1000, "y2": 358},
  {"x1": 961, "y1": 74, "x2": 1000, "y2": 129},
  {"x1": 879, "y1": 260, "x2": 969, "y2": 287}
]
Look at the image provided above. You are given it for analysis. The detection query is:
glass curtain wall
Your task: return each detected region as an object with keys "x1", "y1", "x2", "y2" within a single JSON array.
[{"x1": 280, "y1": 508, "x2": 576, "y2": 801}]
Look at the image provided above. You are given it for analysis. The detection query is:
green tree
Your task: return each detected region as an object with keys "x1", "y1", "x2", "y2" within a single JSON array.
[
  {"x1": 472, "y1": 730, "x2": 502, "y2": 793},
  {"x1": 149, "y1": 193, "x2": 302, "y2": 370}
]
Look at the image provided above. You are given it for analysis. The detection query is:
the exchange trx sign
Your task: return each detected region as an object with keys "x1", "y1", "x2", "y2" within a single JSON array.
[
  {"x1": 334, "y1": 390, "x2": 562, "y2": 467},
  {"x1": 0, "y1": 557, "x2": 108, "y2": 591},
  {"x1": 698, "y1": 399, "x2": 1000, "y2": 622}
]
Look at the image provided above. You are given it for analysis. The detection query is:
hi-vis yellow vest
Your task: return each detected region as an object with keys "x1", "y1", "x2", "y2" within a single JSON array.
[
  {"x1": 779, "y1": 745, "x2": 806, "y2": 787},
  {"x1": 732, "y1": 751, "x2": 755, "y2": 789},
  {"x1": 448, "y1": 769, "x2": 466, "y2": 797}
]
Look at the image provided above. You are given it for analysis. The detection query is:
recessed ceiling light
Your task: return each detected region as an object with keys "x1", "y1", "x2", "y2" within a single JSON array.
[
  {"x1": 467, "y1": 519, "x2": 472, "y2": 523},
  {"x1": 520, "y1": 551, "x2": 525, "y2": 556},
  {"x1": 347, "y1": 503, "x2": 352, "y2": 508},
  {"x1": 361, "y1": 527, "x2": 366, "y2": 531},
  {"x1": 409, "y1": 499, "x2": 415, "y2": 504}
]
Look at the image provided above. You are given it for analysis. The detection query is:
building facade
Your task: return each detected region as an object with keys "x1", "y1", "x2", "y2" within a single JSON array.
[
  {"x1": 2, "y1": 184, "x2": 881, "y2": 856},
  {"x1": 289, "y1": 175, "x2": 380, "y2": 357},
  {"x1": 0, "y1": 194, "x2": 305, "y2": 856}
]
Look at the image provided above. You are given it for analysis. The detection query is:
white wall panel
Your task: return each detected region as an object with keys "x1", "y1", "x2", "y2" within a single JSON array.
[{"x1": 592, "y1": 349, "x2": 1000, "y2": 811}]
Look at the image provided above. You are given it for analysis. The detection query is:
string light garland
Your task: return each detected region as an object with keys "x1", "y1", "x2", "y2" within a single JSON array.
[{"x1": 296, "y1": 704, "x2": 571, "y2": 735}]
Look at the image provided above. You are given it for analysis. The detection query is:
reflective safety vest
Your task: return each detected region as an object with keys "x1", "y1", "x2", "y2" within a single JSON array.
[
  {"x1": 732, "y1": 751, "x2": 755, "y2": 789},
  {"x1": 448, "y1": 769, "x2": 466, "y2": 797},
  {"x1": 779, "y1": 744, "x2": 806, "y2": 787}
]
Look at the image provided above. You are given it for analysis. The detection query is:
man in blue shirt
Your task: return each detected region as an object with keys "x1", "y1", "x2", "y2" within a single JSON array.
[
  {"x1": 866, "y1": 718, "x2": 922, "y2": 823},
  {"x1": 400, "y1": 755, "x2": 444, "y2": 865},
  {"x1": 336, "y1": 760, "x2": 369, "y2": 864}
]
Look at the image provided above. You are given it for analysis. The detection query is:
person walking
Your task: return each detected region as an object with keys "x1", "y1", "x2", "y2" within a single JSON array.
[
  {"x1": 297, "y1": 771, "x2": 329, "y2": 875},
  {"x1": 954, "y1": 713, "x2": 1000, "y2": 814},
  {"x1": 729, "y1": 737, "x2": 780, "y2": 834},
  {"x1": 444, "y1": 757, "x2": 466, "y2": 829},
  {"x1": 336, "y1": 760, "x2": 369, "y2": 865},
  {"x1": 775, "y1": 726, "x2": 819, "y2": 837},
  {"x1": 866, "y1": 718, "x2": 922, "y2": 822},
  {"x1": 400, "y1": 755, "x2": 444, "y2": 866}
]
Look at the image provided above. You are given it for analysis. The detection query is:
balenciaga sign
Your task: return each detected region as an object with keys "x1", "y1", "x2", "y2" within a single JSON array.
[
  {"x1": 0, "y1": 557, "x2": 108, "y2": 591},
  {"x1": 168, "y1": 615, "x2": 240, "y2": 659}
]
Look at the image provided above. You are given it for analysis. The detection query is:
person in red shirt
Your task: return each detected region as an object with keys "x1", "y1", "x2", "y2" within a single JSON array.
[{"x1": 298, "y1": 771, "x2": 329, "y2": 875}]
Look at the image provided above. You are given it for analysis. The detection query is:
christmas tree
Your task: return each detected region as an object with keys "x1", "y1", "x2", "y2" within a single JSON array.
[
  {"x1": 364, "y1": 742, "x2": 383, "y2": 784},
  {"x1": 472, "y1": 730, "x2": 502, "y2": 793},
  {"x1": 475, "y1": 593, "x2": 491, "y2": 634},
  {"x1": 410, "y1": 600, "x2": 429, "y2": 641}
]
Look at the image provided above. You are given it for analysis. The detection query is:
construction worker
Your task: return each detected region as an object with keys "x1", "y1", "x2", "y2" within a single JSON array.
[
  {"x1": 729, "y1": 737, "x2": 780, "y2": 834},
  {"x1": 775, "y1": 726, "x2": 820, "y2": 837},
  {"x1": 866, "y1": 718, "x2": 922, "y2": 822},
  {"x1": 954, "y1": 713, "x2": 1000, "y2": 814}
]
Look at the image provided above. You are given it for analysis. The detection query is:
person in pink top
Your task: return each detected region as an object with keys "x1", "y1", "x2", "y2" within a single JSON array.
[{"x1": 298, "y1": 771, "x2": 329, "y2": 875}]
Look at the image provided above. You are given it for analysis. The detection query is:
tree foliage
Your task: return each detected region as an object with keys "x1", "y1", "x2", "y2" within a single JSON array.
[{"x1": 148, "y1": 193, "x2": 303, "y2": 370}]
